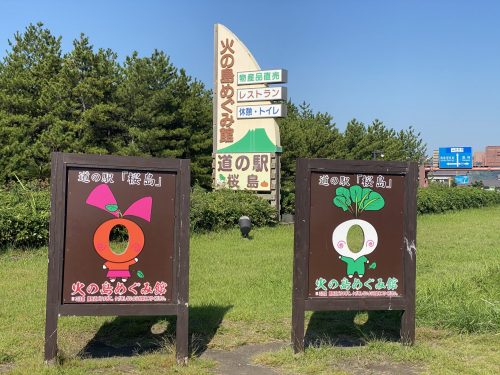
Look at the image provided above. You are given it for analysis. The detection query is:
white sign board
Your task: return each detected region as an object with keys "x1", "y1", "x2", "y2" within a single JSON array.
[
  {"x1": 237, "y1": 104, "x2": 287, "y2": 119},
  {"x1": 237, "y1": 87, "x2": 287, "y2": 102},
  {"x1": 237, "y1": 69, "x2": 287, "y2": 85}
]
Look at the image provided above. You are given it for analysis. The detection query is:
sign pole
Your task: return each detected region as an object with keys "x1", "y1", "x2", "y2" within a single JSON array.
[
  {"x1": 401, "y1": 162, "x2": 418, "y2": 345},
  {"x1": 291, "y1": 158, "x2": 309, "y2": 352},
  {"x1": 175, "y1": 159, "x2": 190, "y2": 364},
  {"x1": 44, "y1": 154, "x2": 63, "y2": 363},
  {"x1": 275, "y1": 153, "x2": 281, "y2": 217}
]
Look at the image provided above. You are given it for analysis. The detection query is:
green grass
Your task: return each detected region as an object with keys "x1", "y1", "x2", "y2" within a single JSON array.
[
  {"x1": 0, "y1": 206, "x2": 499, "y2": 373},
  {"x1": 109, "y1": 240, "x2": 129, "y2": 255},
  {"x1": 254, "y1": 206, "x2": 500, "y2": 375},
  {"x1": 255, "y1": 329, "x2": 500, "y2": 375},
  {"x1": 416, "y1": 208, "x2": 499, "y2": 333}
]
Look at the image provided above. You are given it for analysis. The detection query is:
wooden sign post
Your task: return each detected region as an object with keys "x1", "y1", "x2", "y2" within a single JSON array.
[
  {"x1": 45, "y1": 153, "x2": 190, "y2": 364},
  {"x1": 292, "y1": 159, "x2": 417, "y2": 352}
]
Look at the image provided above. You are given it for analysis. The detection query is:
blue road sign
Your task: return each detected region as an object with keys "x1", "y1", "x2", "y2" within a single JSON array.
[
  {"x1": 455, "y1": 175, "x2": 470, "y2": 185},
  {"x1": 439, "y1": 147, "x2": 472, "y2": 169}
]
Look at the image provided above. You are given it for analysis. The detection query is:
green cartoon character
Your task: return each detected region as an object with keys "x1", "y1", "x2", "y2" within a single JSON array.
[{"x1": 331, "y1": 185, "x2": 384, "y2": 278}]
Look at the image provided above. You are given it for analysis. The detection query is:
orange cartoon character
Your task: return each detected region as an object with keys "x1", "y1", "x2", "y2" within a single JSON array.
[{"x1": 86, "y1": 184, "x2": 152, "y2": 282}]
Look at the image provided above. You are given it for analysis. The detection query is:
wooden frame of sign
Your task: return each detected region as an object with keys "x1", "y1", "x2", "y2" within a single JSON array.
[
  {"x1": 45, "y1": 153, "x2": 190, "y2": 364},
  {"x1": 292, "y1": 158, "x2": 417, "y2": 352}
]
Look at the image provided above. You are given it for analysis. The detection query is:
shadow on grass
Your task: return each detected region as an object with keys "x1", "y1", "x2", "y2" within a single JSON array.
[
  {"x1": 78, "y1": 304, "x2": 232, "y2": 358},
  {"x1": 305, "y1": 310, "x2": 402, "y2": 347}
]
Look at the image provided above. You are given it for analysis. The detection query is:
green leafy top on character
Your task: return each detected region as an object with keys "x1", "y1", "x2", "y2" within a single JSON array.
[{"x1": 333, "y1": 185, "x2": 385, "y2": 217}]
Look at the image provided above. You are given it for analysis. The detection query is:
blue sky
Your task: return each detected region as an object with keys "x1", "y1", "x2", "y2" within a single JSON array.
[{"x1": 1, "y1": 0, "x2": 499, "y2": 155}]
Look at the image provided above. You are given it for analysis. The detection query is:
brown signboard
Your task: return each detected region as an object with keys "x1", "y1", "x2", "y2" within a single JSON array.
[
  {"x1": 62, "y1": 168, "x2": 176, "y2": 304},
  {"x1": 45, "y1": 153, "x2": 190, "y2": 364},
  {"x1": 292, "y1": 159, "x2": 417, "y2": 352}
]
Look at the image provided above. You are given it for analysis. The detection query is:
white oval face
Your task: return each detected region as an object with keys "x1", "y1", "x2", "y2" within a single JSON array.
[{"x1": 332, "y1": 219, "x2": 378, "y2": 260}]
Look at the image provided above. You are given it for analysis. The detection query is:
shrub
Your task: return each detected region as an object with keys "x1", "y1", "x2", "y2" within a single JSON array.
[
  {"x1": 190, "y1": 186, "x2": 278, "y2": 232},
  {"x1": 417, "y1": 185, "x2": 500, "y2": 214},
  {"x1": 0, "y1": 183, "x2": 50, "y2": 249}
]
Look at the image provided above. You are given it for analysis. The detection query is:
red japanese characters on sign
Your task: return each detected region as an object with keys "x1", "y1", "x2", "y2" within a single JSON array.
[
  {"x1": 70, "y1": 280, "x2": 168, "y2": 302},
  {"x1": 213, "y1": 24, "x2": 284, "y2": 201},
  {"x1": 219, "y1": 38, "x2": 235, "y2": 144}
]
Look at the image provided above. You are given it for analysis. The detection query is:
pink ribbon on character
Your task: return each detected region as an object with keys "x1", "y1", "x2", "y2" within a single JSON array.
[{"x1": 86, "y1": 184, "x2": 152, "y2": 222}]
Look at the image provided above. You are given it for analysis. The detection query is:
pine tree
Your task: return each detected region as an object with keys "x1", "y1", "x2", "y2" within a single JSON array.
[
  {"x1": 117, "y1": 50, "x2": 212, "y2": 186},
  {"x1": 0, "y1": 23, "x2": 62, "y2": 180},
  {"x1": 279, "y1": 102, "x2": 342, "y2": 189}
]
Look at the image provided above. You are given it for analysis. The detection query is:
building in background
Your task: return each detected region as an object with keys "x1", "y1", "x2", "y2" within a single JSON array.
[
  {"x1": 485, "y1": 146, "x2": 500, "y2": 167},
  {"x1": 473, "y1": 151, "x2": 485, "y2": 167},
  {"x1": 426, "y1": 146, "x2": 500, "y2": 188}
]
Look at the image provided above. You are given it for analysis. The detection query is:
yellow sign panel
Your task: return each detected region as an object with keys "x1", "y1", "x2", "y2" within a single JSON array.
[{"x1": 215, "y1": 153, "x2": 272, "y2": 191}]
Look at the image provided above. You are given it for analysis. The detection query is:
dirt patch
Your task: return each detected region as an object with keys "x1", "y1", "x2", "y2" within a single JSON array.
[
  {"x1": 0, "y1": 363, "x2": 14, "y2": 374},
  {"x1": 202, "y1": 342, "x2": 285, "y2": 375}
]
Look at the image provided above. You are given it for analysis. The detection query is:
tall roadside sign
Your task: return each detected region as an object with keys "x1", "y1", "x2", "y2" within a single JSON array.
[{"x1": 213, "y1": 24, "x2": 287, "y2": 209}]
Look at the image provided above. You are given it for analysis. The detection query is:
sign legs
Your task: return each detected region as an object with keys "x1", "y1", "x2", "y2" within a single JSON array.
[
  {"x1": 176, "y1": 305, "x2": 189, "y2": 365},
  {"x1": 291, "y1": 299, "x2": 305, "y2": 353},
  {"x1": 44, "y1": 309, "x2": 189, "y2": 365},
  {"x1": 401, "y1": 307, "x2": 415, "y2": 345},
  {"x1": 44, "y1": 308, "x2": 58, "y2": 364}
]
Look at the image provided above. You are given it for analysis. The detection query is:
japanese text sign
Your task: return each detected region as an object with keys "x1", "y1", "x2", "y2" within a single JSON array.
[
  {"x1": 237, "y1": 104, "x2": 287, "y2": 119},
  {"x1": 438, "y1": 147, "x2": 472, "y2": 169},
  {"x1": 214, "y1": 24, "x2": 282, "y2": 153},
  {"x1": 237, "y1": 69, "x2": 287, "y2": 85},
  {"x1": 237, "y1": 87, "x2": 287, "y2": 102},
  {"x1": 292, "y1": 159, "x2": 417, "y2": 352},
  {"x1": 64, "y1": 168, "x2": 174, "y2": 304},
  {"x1": 311, "y1": 172, "x2": 402, "y2": 297},
  {"x1": 215, "y1": 153, "x2": 272, "y2": 191},
  {"x1": 45, "y1": 153, "x2": 190, "y2": 364}
]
